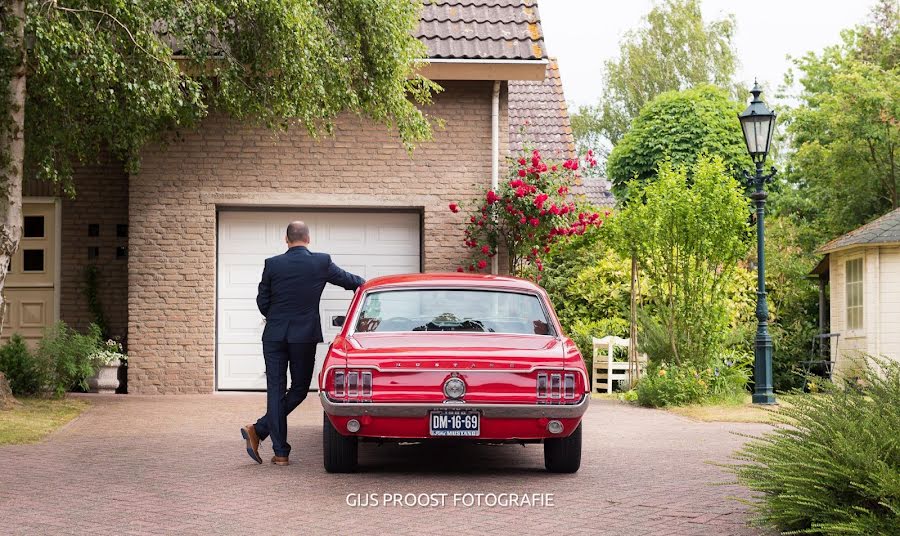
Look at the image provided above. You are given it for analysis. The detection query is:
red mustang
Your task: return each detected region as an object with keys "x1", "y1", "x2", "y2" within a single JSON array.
[{"x1": 319, "y1": 273, "x2": 589, "y2": 473}]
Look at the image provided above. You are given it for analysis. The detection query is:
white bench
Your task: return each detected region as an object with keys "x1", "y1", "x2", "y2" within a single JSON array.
[{"x1": 591, "y1": 336, "x2": 647, "y2": 393}]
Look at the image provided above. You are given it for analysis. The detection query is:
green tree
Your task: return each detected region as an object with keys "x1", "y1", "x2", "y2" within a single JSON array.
[
  {"x1": 572, "y1": 0, "x2": 738, "y2": 152},
  {"x1": 606, "y1": 85, "x2": 751, "y2": 199},
  {"x1": 610, "y1": 156, "x2": 751, "y2": 365},
  {"x1": 780, "y1": 0, "x2": 899, "y2": 236},
  {"x1": 0, "y1": 0, "x2": 438, "y2": 332}
]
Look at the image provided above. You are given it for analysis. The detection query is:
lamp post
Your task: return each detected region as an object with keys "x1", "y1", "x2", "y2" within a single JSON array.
[{"x1": 738, "y1": 81, "x2": 777, "y2": 405}]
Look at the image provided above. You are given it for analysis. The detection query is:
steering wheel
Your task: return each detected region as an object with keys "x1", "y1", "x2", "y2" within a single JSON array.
[{"x1": 378, "y1": 316, "x2": 414, "y2": 331}]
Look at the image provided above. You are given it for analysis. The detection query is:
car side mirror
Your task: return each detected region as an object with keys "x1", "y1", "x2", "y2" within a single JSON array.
[{"x1": 331, "y1": 315, "x2": 346, "y2": 327}]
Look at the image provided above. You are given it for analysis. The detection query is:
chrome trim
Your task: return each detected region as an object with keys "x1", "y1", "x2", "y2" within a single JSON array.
[
  {"x1": 319, "y1": 392, "x2": 589, "y2": 419},
  {"x1": 346, "y1": 286, "x2": 560, "y2": 337},
  {"x1": 321, "y1": 365, "x2": 590, "y2": 392}
]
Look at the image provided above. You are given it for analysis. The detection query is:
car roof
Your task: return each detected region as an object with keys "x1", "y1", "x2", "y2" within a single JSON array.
[{"x1": 360, "y1": 272, "x2": 544, "y2": 293}]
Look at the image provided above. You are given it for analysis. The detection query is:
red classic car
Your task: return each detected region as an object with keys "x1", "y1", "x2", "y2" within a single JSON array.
[{"x1": 319, "y1": 273, "x2": 589, "y2": 473}]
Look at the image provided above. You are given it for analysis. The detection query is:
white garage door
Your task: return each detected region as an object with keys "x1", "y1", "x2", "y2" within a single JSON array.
[{"x1": 217, "y1": 210, "x2": 421, "y2": 390}]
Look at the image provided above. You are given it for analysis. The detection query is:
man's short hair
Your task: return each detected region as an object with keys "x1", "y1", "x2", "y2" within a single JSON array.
[{"x1": 286, "y1": 221, "x2": 310, "y2": 243}]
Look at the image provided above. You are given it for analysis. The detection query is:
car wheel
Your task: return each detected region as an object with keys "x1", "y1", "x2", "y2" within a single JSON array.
[
  {"x1": 323, "y1": 412, "x2": 358, "y2": 473},
  {"x1": 543, "y1": 422, "x2": 582, "y2": 473}
]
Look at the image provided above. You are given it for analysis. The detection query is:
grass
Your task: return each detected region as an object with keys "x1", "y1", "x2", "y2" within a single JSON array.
[
  {"x1": 0, "y1": 397, "x2": 91, "y2": 445},
  {"x1": 667, "y1": 394, "x2": 787, "y2": 423}
]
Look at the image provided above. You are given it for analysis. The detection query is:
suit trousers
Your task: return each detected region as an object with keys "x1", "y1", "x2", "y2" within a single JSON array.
[{"x1": 254, "y1": 341, "x2": 318, "y2": 457}]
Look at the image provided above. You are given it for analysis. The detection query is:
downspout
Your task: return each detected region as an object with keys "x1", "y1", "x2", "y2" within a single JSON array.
[{"x1": 491, "y1": 80, "x2": 500, "y2": 275}]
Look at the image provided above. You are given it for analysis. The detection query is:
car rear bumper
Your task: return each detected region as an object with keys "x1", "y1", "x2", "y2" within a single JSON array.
[{"x1": 319, "y1": 392, "x2": 590, "y2": 419}]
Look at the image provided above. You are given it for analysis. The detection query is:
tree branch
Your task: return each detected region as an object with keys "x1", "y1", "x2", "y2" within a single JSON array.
[{"x1": 50, "y1": 4, "x2": 168, "y2": 65}]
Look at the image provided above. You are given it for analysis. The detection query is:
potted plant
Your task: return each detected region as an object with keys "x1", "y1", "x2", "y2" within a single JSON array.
[{"x1": 87, "y1": 339, "x2": 126, "y2": 394}]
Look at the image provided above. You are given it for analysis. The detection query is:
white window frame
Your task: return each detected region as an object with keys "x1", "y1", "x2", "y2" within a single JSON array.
[{"x1": 844, "y1": 256, "x2": 864, "y2": 334}]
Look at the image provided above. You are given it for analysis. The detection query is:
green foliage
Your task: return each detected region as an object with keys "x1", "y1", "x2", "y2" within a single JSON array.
[
  {"x1": 732, "y1": 357, "x2": 900, "y2": 535},
  {"x1": 0, "y1": 334, "x2": 41, "y2": 395},
  {"x1": 636, "y1": 354, "x2": 750, "y2": 408},
  {"x1": 14, "y1": 0, "x2": 436, "y2": 192},
  {"x1": 573, "y1": 0, "x2": 738, "y2": 151},
  {"x1": 764, "y1": 216, "x2": 822, "y2": 390},
  {"x1": 82, "y1": 264, "x2": 108, "y2": 338},
  {"x1": 35, "y1": 322, "x2": 103, "y2": 397},
  {"x1": 606, "y1": 85, "x2": 751, "y2": 199},
  {"x1": 611, "y1": 156, "x2": 751, "y2": 366},
  {"x1": 450, "y1": 150, "x2": 602, "y2": 276},
  {"x1": 537, "y1": 225, "x2": 630, "y2": 359},
  {"x1": 781, "y1": 0, "x2": 899, "y2": 236}
]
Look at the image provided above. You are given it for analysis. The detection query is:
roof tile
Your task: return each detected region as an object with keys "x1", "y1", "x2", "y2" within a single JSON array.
[
  {"x1": 417, "y1": 0, "x2": 546, "y2": 60},
  {"x1": 818, "y1": 207, "x2": 900, "y2": 253}
]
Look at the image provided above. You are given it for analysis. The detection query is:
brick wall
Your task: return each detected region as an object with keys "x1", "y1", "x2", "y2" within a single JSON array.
[
  {"x1": 23, "y1": 159, "x2": 129, "y2": 342},
  {"x1": 129, "y1": 81, "x2": 508, "y2": 393}
]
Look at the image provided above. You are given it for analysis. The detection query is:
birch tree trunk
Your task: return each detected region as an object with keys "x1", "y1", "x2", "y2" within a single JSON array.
[{"x1": 0, "y1": 0, "x2": 26, "y2": 336}]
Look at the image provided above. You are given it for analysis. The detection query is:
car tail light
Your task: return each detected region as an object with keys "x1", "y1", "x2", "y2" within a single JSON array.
[
  {"x1": 334, "y1": 371, "x2": 345, "y2": 397},
  {"x1": 564, "y1": 373, "x2": 575, "y2": 399},
  {"x1": 331, "y1": 369, "x2": 373, "y2": 401},
  {"x1": 361, "y1": 372, "x2": 372, "y2": 396},
  {"x1": 537, "y1": 372, "x2": 548, "y2": 399},
  {"x1": 347, "y1": 372, "x2": 359, "y2": 396},
  {"x1": 537, "y1": 371, "x2": 581, "y2": 403}
]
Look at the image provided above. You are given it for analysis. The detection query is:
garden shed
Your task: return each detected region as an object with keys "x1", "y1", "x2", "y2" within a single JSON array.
[{"x1": 816, "y1": 207, "x2": 900, "y2": 376}]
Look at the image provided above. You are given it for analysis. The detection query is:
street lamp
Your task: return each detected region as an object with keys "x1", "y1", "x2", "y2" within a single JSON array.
[{"x1": 738, "y1": 81, "x2": 777, "y2": 405}]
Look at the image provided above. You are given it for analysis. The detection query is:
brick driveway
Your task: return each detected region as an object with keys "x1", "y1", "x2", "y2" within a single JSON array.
[{"x1": 0, "y1": 395, "x2": 769, "y2": 535}]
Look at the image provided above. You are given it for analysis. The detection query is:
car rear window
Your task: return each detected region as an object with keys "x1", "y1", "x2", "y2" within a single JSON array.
[{"x1": 354, "y1": 289, "x2": 554, "y2": 335}]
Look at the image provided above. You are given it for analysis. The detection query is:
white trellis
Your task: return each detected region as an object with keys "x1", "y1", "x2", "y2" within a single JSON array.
[{"x1": 591, "y1": 336, "x2": 647, "y2": 394}]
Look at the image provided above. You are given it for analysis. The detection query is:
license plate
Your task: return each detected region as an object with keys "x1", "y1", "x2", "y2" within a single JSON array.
[{"x1": 429, "y1": 409, "x2": 480, "y2": 437}]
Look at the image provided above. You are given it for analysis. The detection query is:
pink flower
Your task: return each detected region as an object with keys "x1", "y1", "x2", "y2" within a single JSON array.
[
  {"x1": 518, "y1": 157, "x2": 527, "y2": 166},
  {"x1": 486, "y1": 190, "x2": 500, "y2": 204},
  {"x1": 530, "y1": 217, "x2": 540, "y2": 227},
  {"x1": 449, "y1": 203, "x2": 459, "y2": 213},
  {"x1": 481, "y1": 245, "x2": 490, "y2": 255},
  {"x1": 551, "y1": 165, "x2": 557, "y2": 172},
  {"x1": 519, "y1": 216, "x2": 527, "y2": 224},
  {"x1": 457, "y1": 267, "x2": 464, "y2": 272},
  {"x1": 477, "y1": 259, "x2": 487, "y2": 270},
  {"x1": 518, "y1": 169, "x2": 527, "y2": 177},
  {"x1": 557, "y1": 186, "x2": 568, "y2": 195}
]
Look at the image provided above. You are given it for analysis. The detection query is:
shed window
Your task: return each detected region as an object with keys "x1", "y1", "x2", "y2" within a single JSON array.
[{"x1": 845, "y1": 258, "x2": 863, "y2": 331}]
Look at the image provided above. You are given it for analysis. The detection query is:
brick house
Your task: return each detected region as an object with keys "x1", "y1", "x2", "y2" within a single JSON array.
[{"x1": 6, "y1": 1, "x2": 579, "y2": 394}]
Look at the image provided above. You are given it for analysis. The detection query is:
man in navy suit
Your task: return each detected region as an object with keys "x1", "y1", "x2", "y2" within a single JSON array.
[{"x1": 241, "y1": 221, "x2": 364, "y2": 466}]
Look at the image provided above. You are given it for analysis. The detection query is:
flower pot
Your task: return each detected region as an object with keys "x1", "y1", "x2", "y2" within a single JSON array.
[{"x1": 87, "y1": 359, "x2": 121, "y2": 394}]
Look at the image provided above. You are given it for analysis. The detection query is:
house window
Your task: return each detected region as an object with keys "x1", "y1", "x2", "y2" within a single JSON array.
[
  {"x1": 23, "y1": 249, "x2": 45, "y2": 272},
  {"x1": 88, "y1": 223, "x2": 100, "y2": 237},
  {"x1": 117, "y1": 224, "x2": 128, "y2": 238},
  {"x1": 845, "y1": 258, "x2": 863, "y2": 331},
  {"x1": 24, "y1": 216, "x2": 45, "y2": 238}
]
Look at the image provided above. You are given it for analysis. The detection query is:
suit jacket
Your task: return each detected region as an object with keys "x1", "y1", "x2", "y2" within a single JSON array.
[{"x1": 256, "y1": 246, "x2": 365, "y2": 343}]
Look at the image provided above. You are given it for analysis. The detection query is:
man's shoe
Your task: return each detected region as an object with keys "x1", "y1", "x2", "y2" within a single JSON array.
[
  {"x1": 271, "y1": 455, "x2": 290, "y2": 466},
  {"x1": 241, "y1": 425, "x2": 262, "y2": 464}
]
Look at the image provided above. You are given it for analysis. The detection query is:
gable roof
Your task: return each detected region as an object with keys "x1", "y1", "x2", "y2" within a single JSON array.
[
  {"x1": 818, "y1": 207, "x2": 900, "y2": 253},
  {"x1": 580, "y1": 177, "x2": 616, "y2": 207},
  {"x1": 417, "y1": 0, "x2": 546, "y2": 60},
  {"x1": 508, "y1": 59, "x2": 574, "y2": 159}
]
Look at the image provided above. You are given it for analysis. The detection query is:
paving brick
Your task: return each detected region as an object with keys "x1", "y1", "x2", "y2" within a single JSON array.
[{"x1": 0, "y1": 397, "x2": 771, "y2": 535}]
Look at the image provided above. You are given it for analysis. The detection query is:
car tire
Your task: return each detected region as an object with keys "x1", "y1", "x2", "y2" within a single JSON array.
[
  {"x1": 323, "y1": 412, "x2": 358, "y2": 473},
  {"x1": 543, "y1": 422, "x2": 582, "y2": 473}
]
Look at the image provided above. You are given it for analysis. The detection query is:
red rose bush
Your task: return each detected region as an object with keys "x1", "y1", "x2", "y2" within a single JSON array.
[{"x1": 450, "y1": 149, "x2": 603, "y2": 278}]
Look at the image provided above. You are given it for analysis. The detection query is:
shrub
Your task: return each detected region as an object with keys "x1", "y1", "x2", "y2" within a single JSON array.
[
  {"x1": 732, "y1": 358, "x2": 900, "y2": 535},
  {"x1": 636, "y1": 354, "x2": 751, "y2": 408},
  {"x1": 0, "y1": 334, "x2": 43, "y2": 395},
  {"x1": 449, "y1": 148, "x2": 603, "y2": 276},
  {"x1": 36, "y1": 322, "x2": 103, "y2": 397},
  {"x1": 610, "y1": 156, "x2": 752, "y2": 367},
  {"x1": 538, "y1": 226, "x2": 630, "y2": 359},
  {"x1": 637, "y1": 363, "x2": 708, "y2": 407}
]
